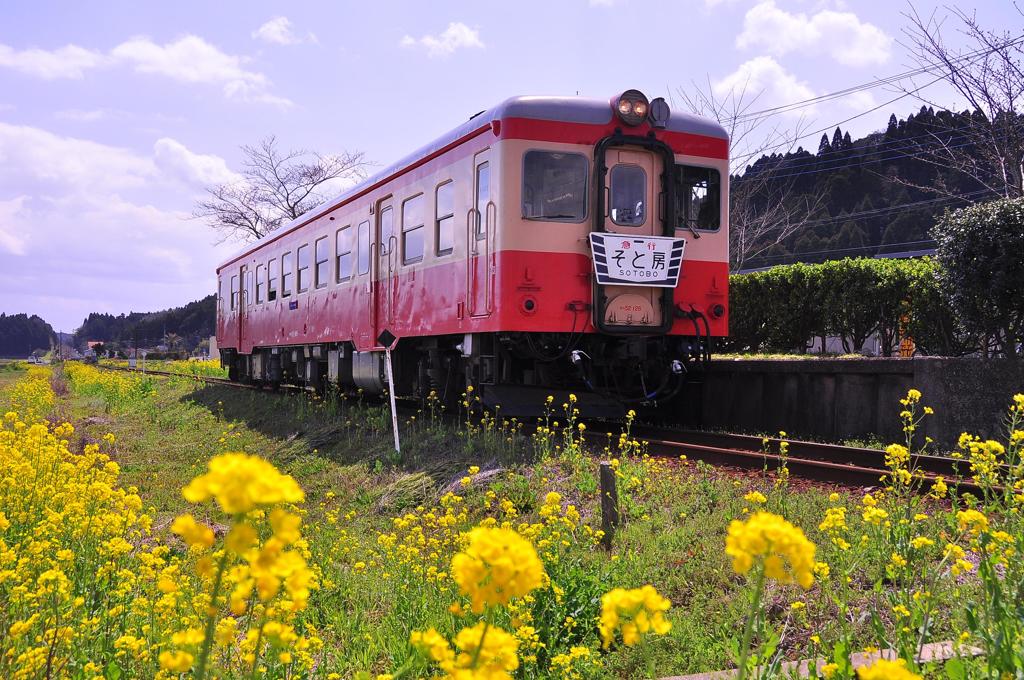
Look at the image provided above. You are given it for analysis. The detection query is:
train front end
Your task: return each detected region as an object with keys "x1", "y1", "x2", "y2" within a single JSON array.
[{"x1": 481, "y1": 90, "x2": 729, "y2": 412}]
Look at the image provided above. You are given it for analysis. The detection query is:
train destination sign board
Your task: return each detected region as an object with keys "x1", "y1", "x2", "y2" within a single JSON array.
[{"x1": 589, "y1": 233, "x2": 685, "y2": 288}]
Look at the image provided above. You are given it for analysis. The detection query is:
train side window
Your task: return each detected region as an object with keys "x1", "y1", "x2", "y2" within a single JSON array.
[
  {"x1": 268, "y1": 258, "x2": 278, "y2": 301},
  {"x1": 402, "y1": 194, "x2": 424, "y2": 264},
  {"x1": 282, "y1": 251, "x2": 293, "y2": 297},
  {"x1": 336, "y1": 226, "x2": 353, "y2": 282},
  {"x1": 314, "y1": 237, "x2": 329, "y2": 288},
  {"x1": 297, "y1": 244, "x2": 310, "y2": 292},
  {"x1": 675, "y1": 164, "x2": 721, "y2": 232},
  {"x1": 610, "y1": 164, "x2": 646, "y2": 227},
  {"x1": 475, "y1": 162, "x2": 489, "y2": 240},
  {"x1": 436, "y1": 181, "x2": 454, "y2": 255},
  {"x1": 357, "y1": 221, "x2": 370, "y2": 275},
  {"x1": 230, "y1": 275, "x2": 238, "y2": 311},
  {"x1": 522, "y1": 151, "x2": 587, "y2": 222},
  {"x1": 256, "y1": 264, "x2": 265, "y2": 303}
]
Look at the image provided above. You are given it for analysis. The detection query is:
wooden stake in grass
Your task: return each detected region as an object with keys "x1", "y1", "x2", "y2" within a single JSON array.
[{"x1": 600, "y1": 461, "x2": 619, "y2": 551}]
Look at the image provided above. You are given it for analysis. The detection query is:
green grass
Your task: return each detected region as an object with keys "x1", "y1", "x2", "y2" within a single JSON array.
[{"x1": 50, "y1": 370, "x2": 979, "y2": 678}]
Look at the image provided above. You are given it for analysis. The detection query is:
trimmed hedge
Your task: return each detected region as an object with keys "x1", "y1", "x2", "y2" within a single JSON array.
[{"x1": 724, "y1": 257, "x2": 975, "y2": 356}]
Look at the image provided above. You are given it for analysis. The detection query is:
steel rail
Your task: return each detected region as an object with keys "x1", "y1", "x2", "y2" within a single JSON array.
[{"x1": 586, "y1": 425, "x2": 982, "y2": 494}]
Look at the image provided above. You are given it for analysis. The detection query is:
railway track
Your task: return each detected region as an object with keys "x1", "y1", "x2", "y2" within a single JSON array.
[
  {"x1": 93, "y1": 363, "x2": 975, "y2": 493},
  {"x1": 618, "y1": 425, "x2": 980, "y2": 494},
  {"x1": 94, "y1": 364, "x2": 312, "y2": 394}
]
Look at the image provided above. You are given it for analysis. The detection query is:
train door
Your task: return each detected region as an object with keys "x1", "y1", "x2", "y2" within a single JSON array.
[
  {"x1": 599, "y1": 148, "x2": 664, "y2": 328},
  {"x1": 237, "y1": 264, "x2": 248, "y2": 350},
  {"x1": 468, "y1": 150, "x2": 493, "y2": 318},
  {"x1": 374, "y1": 198, "x2": 396, "y2": 343}
]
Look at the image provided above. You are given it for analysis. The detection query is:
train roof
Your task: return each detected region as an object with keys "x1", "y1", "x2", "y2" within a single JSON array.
[{"x1": 217, "y1": 95, "x2": 729, "y2": 271}]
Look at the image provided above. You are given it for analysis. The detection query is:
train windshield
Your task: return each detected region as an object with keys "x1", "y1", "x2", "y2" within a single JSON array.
[
  {"x1": 675, "y1": 165, "x2": 721, "y2": 231},
  {"x1": 609, "y1": 164, "x2": 646, "y2": 227},
  {"x1": 522, "y1": 151, "x2": 587, "y2": 222}
]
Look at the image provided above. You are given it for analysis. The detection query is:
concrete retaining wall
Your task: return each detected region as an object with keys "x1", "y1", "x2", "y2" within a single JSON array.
[{"x1": 698, "y1": 358, "x2": 1024, "y2": 449}]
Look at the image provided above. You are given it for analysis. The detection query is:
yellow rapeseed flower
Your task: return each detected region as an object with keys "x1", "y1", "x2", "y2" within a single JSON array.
[
  {"x1": 450, "y1": 527, "x2": 545, "y2": 613},
  {"x1": 182, "y1": 452, "x2": 304, "y2": 514},
  {"x1": 170, "y1": 514, "x2": 215, "y2": 549},
  {"x1": 725, "y1": 512, "x2": 816, "y2": 589},
  {"x1": 956, "y1": 509, "x2": 989, "y2": 537},
  {"x1": 856, "y1": 658, "x2": 921, "y2": 680},
  {"x1": 598, "y1": 585, "x2": 672, "y2": 648}
]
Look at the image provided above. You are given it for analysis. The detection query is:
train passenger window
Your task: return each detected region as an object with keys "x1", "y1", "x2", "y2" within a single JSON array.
[
  {"x1": 522, "y1": 151, "x2": 587, "y2": 222},
  {"x1": 230, "y1": 275, "x2": 238, "y2": 311},
  {"x1": 436, "y1": 181, "x2": 454, "y2": 255},
  {"x1": 314, "y1": 237, "x2": 329, "y2": 288},
  {"x1": 282, "y1": 252, "x2": 293, "y2": 297},
  {"x1": 610, "y1": 164, "x2": 646, "y2": 226},
  {"x1": 402, "y1": 194, "x2": 424, "y2": 264},
  {"x1": 357, "y1": 221, "x2": 370, "y2": 275},
  {"x1": 297, "y1": 244, "x2": 310, "y2": 292},
  {"x1": 675, "y1": 165, "x2": 721, "y2": 231},
  {"x1": 336, "y1": 226, "x2": 353, "y2": 281},
  {"x1": 256, "y1": 264, "x2": 265, "y2": 303},
  {"x1": 475, "y1": 163, "x2": 489, "y2": 240},
  {"x1": 268, "y1": 258, "x2": 278, "y2": 301}
]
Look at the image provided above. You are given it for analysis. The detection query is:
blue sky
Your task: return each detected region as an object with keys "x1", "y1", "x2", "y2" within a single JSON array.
[{"x1": 0, "y1": 0, "x2": 1018, "y2": 332}]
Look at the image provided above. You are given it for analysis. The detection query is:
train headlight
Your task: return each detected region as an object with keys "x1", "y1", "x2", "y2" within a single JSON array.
[{"x1": 614, "y1": 89, "x2": 650, "y2": 126}]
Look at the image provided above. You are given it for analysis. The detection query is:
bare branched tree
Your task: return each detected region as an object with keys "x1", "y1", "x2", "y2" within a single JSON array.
[
  {"x1": 195, "y1": 136, "x2": 369, "y2": 242},
  {"x1": 677, "y1": 79, "x2": 826, "y2": 272},
  {"x1": 897, "y1": 5, "x2": 1024, "y2": 199}
]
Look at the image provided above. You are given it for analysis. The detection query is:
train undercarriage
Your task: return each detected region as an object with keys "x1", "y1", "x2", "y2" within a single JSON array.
[{"x1": 220, "y1": 331, "x2": 709, "y2": 417}]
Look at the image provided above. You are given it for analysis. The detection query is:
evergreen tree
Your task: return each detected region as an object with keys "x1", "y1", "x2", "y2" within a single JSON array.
[
  {"x1": 818, "y1": 133, "x2": 832, "y2": 155},
  {"x1": 831, "y1": 127, "x2": 843, "y2": 150}
]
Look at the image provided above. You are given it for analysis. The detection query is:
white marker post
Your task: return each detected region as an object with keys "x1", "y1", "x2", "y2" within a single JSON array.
[
  {"x1": 377, "y1": 329, "x2": 400, "y2": 454},
  {"x1": 384, "y1": 347, "x2": 400, "y2": 454}
]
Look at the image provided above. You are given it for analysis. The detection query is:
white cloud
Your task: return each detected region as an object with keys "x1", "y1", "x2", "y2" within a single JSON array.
[
  {"x1": 588, "y1": 0, "x2": 617, "y2": 6},
  {"x1": 737, "y1": 1, "x2": 892, "y2": 66},
  {"x1": 0, "y1": 121, "x2": 155, "y2": 191},
  {"x1": 714, "y1": 56, "x2": 816, "y2": 111},
  {"x1": 0, "y1": 36, "x2": 290, "y2": 107},
  {"x1": 400, "y1": 22, "x2": 484, "y2": 58},
  {"x1": 154, "y1": 137, "x2": 240, "y2": 187},
  {"x1": 0, "y1": 123, "x2": 235, "y2": 330},
  {"x1": 111, "y1": 35, "x2": 293, "y2": 107},
  {"x1": 0, "y1": 43, "x2": 107, "y2": 79},
  {"x1": 54, "y1": 108, "x2": 115, "y2": 122},
  {"x1": 252, "y1": 16, "x2": 316, "y2": 46},
  {"x1": 0, "y1": 195, "x2": 29, "y2": 255}
]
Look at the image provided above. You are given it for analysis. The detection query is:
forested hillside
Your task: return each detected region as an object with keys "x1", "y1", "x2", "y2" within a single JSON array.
[
  {"x1": 0, "y1": 313, "x2": 55, "y2": 358},
  {"x1": 738, "y1": 106, "x2": 992, "y2": 270},
  {"x1": 73, "y1": 295, "x2": 215, "y2": 351}
]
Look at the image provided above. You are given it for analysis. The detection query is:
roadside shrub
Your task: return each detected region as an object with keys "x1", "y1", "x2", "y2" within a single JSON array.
[
  {"x1": 932, "y1": 198, "x2": 1024, "y2": 356},
  {"x1": 727, "y1": 257, "x2": 970, "y2": 356}
]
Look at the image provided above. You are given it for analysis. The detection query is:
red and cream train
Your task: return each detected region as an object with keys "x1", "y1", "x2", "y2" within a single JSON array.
[{"x1": 216, "y1": 90, "x2": 729, "y2": 413}]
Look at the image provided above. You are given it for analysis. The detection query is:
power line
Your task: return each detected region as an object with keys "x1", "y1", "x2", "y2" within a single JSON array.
[
  {"x1": 733, "y1": 34, "x2": 1024, "y2": 122},
  {"x1": 740, "y1": 33, "x2": 1019, "y2": 160},
  {"x1": 794, "y1": 189, "x2": 992, "y2": 229},
  {"x1": 750, "y1": 239, "x2": 937, "y2": 263},
  {"x1": 750, "y1": 137, "x2": 977, "y2": 182}
]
